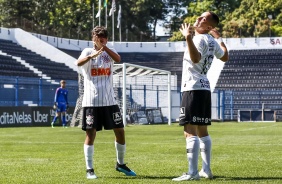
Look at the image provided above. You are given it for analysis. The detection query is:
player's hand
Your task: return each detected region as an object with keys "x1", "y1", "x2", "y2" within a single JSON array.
[
  {"x1": 179, "y1": 23, "x2": 194, "y2": 38},
  {"x1": 93, "y1": 35, "x2": 105, "y2": 50},
  {"x1": 209, "y1": 28, "x2": 221, "y2": 39},
  {"x1": 53, "y1": 102, "x2": 58, "y2": 110},
  {"x1": 66, "y1": 103, "x2": 69, "y2": 111}
]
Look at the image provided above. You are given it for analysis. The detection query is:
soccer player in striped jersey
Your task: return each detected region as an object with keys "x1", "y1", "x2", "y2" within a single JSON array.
[
  {"x1": 76, "y1": 26, "x2": 136, "y2": 179},
  {"x1": 172, "y1": 12, "x2": 229, "y2": 181},
  {"x1": 51, "y1": 80, "x2": 69, "y2": 128}
]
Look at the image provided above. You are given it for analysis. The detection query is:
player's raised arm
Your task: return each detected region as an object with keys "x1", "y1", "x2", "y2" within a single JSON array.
[
  {"x1": 209, "y1": 28, "x2": 229, "y2": 62},
  {"x1": 76, "y1": 48, "x2": 103, "y2": 66},
  {"x1": 179, "y1": 23, "x2": 201, "y2": 63}
]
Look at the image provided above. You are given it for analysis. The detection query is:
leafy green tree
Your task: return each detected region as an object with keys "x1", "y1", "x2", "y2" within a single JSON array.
[
  {"x1": 222, "y1": 0, "x2": 282, "y2": 37},
  {"x1": 1, "y1": 0, "x2": 280, "y2": 41},
  {"x1": 169, "y1": 0, "x2": 242, "y2": 41}
]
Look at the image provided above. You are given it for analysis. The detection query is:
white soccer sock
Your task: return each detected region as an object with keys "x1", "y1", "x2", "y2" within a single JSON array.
[
  {"x1": 199, "y1": 135, "x2": 212, "y2": 172},
  {"x1": 186, "y1": 136, "x2": 200, "y2": 175},
  {"x1": 115, "y1": 141, "x2": 125, "y2": 165},
  {"x1": 84, "y1": 144, "x2": 94, "y2": 170}
]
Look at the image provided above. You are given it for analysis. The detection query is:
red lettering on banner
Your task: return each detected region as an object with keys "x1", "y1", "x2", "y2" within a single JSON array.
[{"x1": 91, "y1": 68, "x2": 111, "y2": 76}]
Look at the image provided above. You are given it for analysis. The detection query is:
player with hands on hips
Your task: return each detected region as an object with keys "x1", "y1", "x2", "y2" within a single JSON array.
[
  {"x1": 76, "y1": 26, "x2": 136, "y2": 179},
  {"x1": 172, "y1": 12, "x2": 228, "y2": 181}
]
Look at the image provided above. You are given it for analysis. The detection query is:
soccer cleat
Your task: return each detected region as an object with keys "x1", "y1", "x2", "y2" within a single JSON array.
[
  {"x1": 172, "y1": 172, "x2": 200, "y2": 181},
  {"x1": 199, "y1": 169, "x2": 213, "y2": 179},
  {"x1": 86, "y1": 169, "x2": 97, "y2": 179},
  {"x1": 116, "y1": 163, "x2": 136, "y2": 176}
]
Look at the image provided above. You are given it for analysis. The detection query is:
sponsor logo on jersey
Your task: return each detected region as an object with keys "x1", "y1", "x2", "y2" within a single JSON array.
[
  {"x1": 86, "y1": 114, "x2": 94, "y2": 125},
  {"x1": 91, "y1": 68, "x2": 111, "y2": 76},
  {"x1": 200, "y1": 78, "x2": 210, "y2": 88}
]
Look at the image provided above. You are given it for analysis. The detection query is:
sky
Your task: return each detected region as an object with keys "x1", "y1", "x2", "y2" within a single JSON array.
[{"x1": 156, "y1": 23, "x2": 166, "y2": 36}]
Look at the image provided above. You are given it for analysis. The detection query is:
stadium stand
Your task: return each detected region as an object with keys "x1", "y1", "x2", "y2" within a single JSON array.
[
  {"x1": 216, "y1": 49, "x2": 282, "y2": 120},
  {"x1": 0, "y1": 54, "x2": 38, "y2": 78},
  {"x1": 0, "y1": 39, "x2": 78, "y2": 81}
]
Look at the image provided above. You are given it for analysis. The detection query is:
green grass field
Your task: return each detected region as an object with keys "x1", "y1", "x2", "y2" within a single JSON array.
[{"x1": 0, "y1": 122, "x2": 281, "y2": 184}]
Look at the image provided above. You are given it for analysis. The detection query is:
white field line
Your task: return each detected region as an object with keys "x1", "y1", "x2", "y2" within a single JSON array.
[{"x1": 239, "y1": 123, "x2": 280, "y2": 131}]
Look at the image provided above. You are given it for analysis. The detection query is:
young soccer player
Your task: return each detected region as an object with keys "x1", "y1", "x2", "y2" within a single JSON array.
[
  {"x1": 172, "y1": 11, "x2": 229, "y2": 181},
  {"x1": 75, "y1": 26, "x2": 136, "y2": 179},
  {"x1": 51, "y1": 80, "x2": 69, "y2": 128}
]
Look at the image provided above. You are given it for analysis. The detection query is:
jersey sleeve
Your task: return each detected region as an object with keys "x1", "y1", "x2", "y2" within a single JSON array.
[
  {"x1": 54, "y1": 88, "x2": 59, "y2": 103},
  {"x1": 193, "y1": 35, "x2": 205, "y2": 56},
  {"x1": 109, "y1": 47, "x2": 118, "y2": 62},
  {"x1": 65, "y1": 90, "x2": 69, "y2": 104},
  {"x1": 77, "y1": 48, "x2": 92, "y2": 71},
  {"x1": 214, "y1": 41, "x2": 225, "y2": 59}
]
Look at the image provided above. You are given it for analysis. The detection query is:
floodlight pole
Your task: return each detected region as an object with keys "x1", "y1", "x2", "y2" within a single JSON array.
[{"x1": 122, "y1": 63, "x2": 127, "y2": 126}]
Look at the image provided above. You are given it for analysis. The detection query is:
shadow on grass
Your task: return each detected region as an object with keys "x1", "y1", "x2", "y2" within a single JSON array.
[
  {"x1": 109, "y1": 175, "x2": 175, "y2": 180},
  {"x1": 214, "y1": 176, "x2": 282, "y2": 181},
  {"x1": 109, "y1": 175, "x2": 282, "y2": 181}
]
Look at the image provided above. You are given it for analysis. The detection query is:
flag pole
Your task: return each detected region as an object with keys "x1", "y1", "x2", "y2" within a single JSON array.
[
  {"x1": 118, "y1": 5, "x2": 121, "y2": 42},
  {"x1": 112, "y1": 12, "x2": 114, "y2": 42},
  {"x1": 109, "y1": 0, "x2": 116, "y2": 42},
  {"x1": 98, "y1": 0, "x2": 101, "y2": 26},
  {"x1": 105, "y1": 2, "x2": 107, "y2": 28},
  {"x1": 92, "y1": 3, "x2": 95, "y2": 28},
  {"x1": 119, "y1": 23, "x2": 121, "y2": 42}
]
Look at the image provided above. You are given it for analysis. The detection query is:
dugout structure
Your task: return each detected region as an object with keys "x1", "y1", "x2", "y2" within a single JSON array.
[{"x1": 113, "y1": 63, "x2": 173, "y2": 125}]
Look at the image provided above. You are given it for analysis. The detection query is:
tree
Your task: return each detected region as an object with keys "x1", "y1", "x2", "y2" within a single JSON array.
[
  {"x1": 222, "y1": 0, "x2": 282, "y2": 37},
  {"x1": 1, "y1": 0, "x2": 280, "y2": 41},
  {"x1": 168, "y1": 0, "x2": 242, "y2": 41}
]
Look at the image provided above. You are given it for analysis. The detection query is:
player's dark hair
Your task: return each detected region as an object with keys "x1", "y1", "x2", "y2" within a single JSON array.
[
  {"x1": 92, "y1": 26, "x2": 108, "y2": 38},
  {"x1": 209, "y1": 11, "x2": 219, "y2": 27}
]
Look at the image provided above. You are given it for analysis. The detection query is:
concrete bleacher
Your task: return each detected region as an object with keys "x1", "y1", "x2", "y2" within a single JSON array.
[
  {"x1": 216, "y1": 49, "x2": 282, "y2": 120},
  {"x1": 0, "y1": 54, "x2": 39, "y2": 78},
  {"x1": 0, "y1": 39, "x2": 78, "y2": 81}
]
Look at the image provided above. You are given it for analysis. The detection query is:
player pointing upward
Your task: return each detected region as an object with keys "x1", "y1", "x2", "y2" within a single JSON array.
[
  {"x1": 76, "y1": 26, "x2": 136, "y2": 179},
  {"x1": 172, "y1": 11, "x2": 228, "y2": 181}
]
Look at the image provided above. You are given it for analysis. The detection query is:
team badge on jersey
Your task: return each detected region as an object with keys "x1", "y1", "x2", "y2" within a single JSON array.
[
  {"x1": 86, "y1": 114, "x2": 94, "y2": 125},
  {"x1": 113, "y1": 112, "x2": 122, "y2": 124},
  {"x1": 101, "y1": 54, "x2": 112, "y2": 63}
]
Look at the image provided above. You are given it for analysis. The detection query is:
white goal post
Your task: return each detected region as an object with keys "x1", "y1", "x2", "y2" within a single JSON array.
[{"x1": 113, "y1": 63, "x2": 173, "y2": 126}]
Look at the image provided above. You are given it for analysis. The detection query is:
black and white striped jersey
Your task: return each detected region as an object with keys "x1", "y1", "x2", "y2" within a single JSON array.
[{"x1": 78, "y1": 48, "x2": 117, "y2": 107}]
